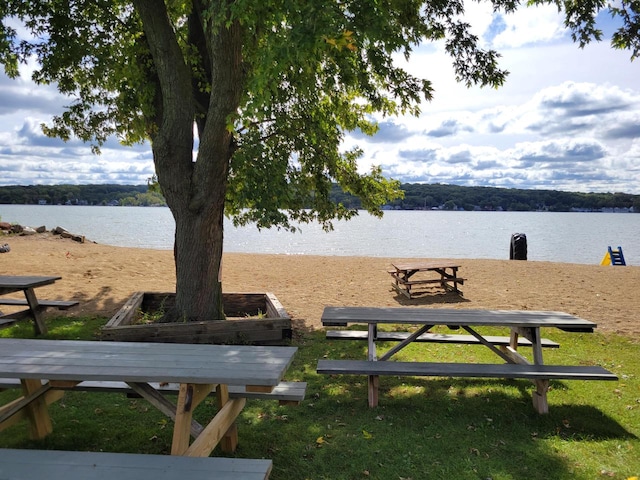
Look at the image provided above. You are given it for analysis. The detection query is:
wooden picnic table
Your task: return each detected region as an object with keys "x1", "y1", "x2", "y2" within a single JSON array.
[
  {"x1": 318, "y1": 307, "x2": 617, "y2": 414},
  {"x1": 388, "y1": 262, "x2": 464, "y2": 298},
  {"x1": 0, "y1": 275, "x2": 79, "y2": 335},
  {"x1": 0, "y1": 338, "x2": 298, "y2": 457}
]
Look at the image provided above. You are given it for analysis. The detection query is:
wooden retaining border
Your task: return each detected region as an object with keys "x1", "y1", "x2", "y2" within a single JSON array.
[{"x1": 101, "y1": 292, "x2": 292, "y2": 345}]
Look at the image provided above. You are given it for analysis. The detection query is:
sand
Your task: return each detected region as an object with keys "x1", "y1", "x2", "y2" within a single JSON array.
[{"x1": 0, "y1": 233, "x2": 638, "y2": 338}]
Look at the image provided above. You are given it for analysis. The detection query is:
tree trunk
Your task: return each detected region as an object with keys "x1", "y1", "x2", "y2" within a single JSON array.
[
  {"x1": 171, "y1": 202, "x2": 225, "y2": 322},
  {"x1": 135, "y1": 0, "x2": 243, "y2": 323}
]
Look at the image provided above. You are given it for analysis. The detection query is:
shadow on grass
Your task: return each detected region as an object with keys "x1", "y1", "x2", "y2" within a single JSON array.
[
  {"x1": 240, "y1": 371, "x2": 636, "y2": 479},
  {"x1": 391, "y1": 288, "x2": 470, "y2": 306},
  {"x1": 1, "y1": 319, "x2": 636, "y2": 480}
]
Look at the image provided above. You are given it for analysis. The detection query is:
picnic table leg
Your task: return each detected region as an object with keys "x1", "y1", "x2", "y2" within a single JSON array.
[
  {"x1": 171, "y1": 383, "x2": 214, "y2": 455},
  {"x1": 368, "y1": 324, "x2": 377, "y2": 361},
  {"x1": 509, "y1": 327, "x2": 550, "y2": 414},
  {"x1": 532, "y1": 380, "x2": 550, "y2": 414},
  {"x1": 216, "y1": 384, "x2": 239, "y2": 453},
  {"x1": 23, "y1": 288, "x2": 47, "y2": 335},
  {"x1": 451, "y1": 267, "x2": 460, "y2": 293},
  {"x1": 509, "y1": 330, "x2": 519, "y2": 350},
  {"x1": 21, "y1": 379, "x2": 53, "y2": 439},
  {"x1": 367, "y1": 323, "x2": 380, "y2": 407},
  {"x1": 368, "y1": 376, "x2": 379, "y2": 408},
  {"x1": 172, "y1": 383, "x2": 198, "y2": 455},
  {"x1": 528, "y1": 328, "x2": 549, "y2": 413}
]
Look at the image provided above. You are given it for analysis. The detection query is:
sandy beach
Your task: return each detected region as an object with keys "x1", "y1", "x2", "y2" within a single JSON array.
[{"x1": 1, "y1": 233, "x2": 638, "y2": 338}]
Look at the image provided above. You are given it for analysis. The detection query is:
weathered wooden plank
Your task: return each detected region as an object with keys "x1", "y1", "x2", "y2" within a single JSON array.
[
  {"x1": 326, "y1": 330, "x2": 560, "y2": 348},
  {"x1": 265, "y1": 292, "x2": 290, "y2": 319},
  {"x1": 0, "y1": 448, "x2": 273, "y2": 480},
  {"x1": 389, "y1": 274, "x2": 465, "y2": 286},
  {"x1": 126, "y1": 382, "x2": 205, "y2": 439},
  {"x1": 321, "y1": 307, "x2": 596, "y2": 332},
  {"x1": 0, "y1": 381, "x2": 51, "y2": 425},
  {"x1": 0, "y1": 339, "x2": 297, "y2": 386},
  {"x1": 5, "y1": 379, "x2": 304, "y2": 402},
  {"x1": 390, "y1": 262, "x2": 461, "y2": 271},
  {"x1": 0, "y1": 313, "x2": 28, "y2": 326},
  {"x1": 0, "y1": 275, "x2": 61, "y2": 291},
  {"x1": 103, "y1": 291, "x2": 144, "y2": 327},
  {"x1": 0, "y1": 299, "x2": 79, "y2": 309},
  {"x1": 101, "y1": 318, "x2": 292, "y2": 344},
  {"x1": 184, "y1": 397, "x2": 247, "y2": 457},
  {"x1": 102, "y1": 292, "x2": 292, "y2": 345},
  {"x1": 16, "y1": 379, "x2": 52, "y2": 439},
  {"x1": 0, "y1": 390, "x2": 64, "y2": 432},
  {"x1": 317, "y1": 359, "x2": 618, "y2": 381},
  {"x1": 0, "y1": 379, "x2": 307, "y2": 404}
]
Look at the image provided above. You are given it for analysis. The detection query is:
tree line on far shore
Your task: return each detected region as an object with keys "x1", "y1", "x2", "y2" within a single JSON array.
[
  {"x1": 0, "y1": 184, "x2": 166, "y2": 207},
  {"x1": 333, "y1": 183, "x2": 640, "y2": 212},
  {"x1": 0, "y1": 183, "x2": 638, "y2": 212}
]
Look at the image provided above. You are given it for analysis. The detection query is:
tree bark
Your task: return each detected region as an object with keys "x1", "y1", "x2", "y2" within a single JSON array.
[{"x1": 134, "y1": 0, "x2": 244, "y2": 322}]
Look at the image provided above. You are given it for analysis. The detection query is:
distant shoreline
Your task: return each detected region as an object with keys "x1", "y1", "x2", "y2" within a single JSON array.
[{"x1": 2, "y1": 182, "x2": 639, "y2": 212}]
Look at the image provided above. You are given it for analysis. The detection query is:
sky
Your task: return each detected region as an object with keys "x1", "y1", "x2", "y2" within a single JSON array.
[{"x1": 0, "y1": 3, "x2": 639, "y2": 194}]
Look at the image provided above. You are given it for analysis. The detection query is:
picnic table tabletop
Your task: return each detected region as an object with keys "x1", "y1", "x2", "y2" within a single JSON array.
[
  {"x1": 0, "y1": 338, "x2": 298, "y2": 386},
  {"x1": 321, "y1": 306, "x2": 597, "y2": 332},
  {"x1": 390, "y1": 262, "x2": 461, "y2": 271},
  {"x1": 0, "y1": 275, "x2": 61, "y2": 293}
]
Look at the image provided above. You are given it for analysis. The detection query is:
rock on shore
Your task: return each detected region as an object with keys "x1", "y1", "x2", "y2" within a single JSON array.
[{"x1": 0, "y1": 223, "x2": 87, "y2": 243}]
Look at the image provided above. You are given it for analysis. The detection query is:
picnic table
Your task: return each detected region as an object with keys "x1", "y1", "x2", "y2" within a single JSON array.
[
  {"x1": 0, "y1": 338, "x2": 298, "y2": 457},
  {"x1": 388, "y1": 262, "x2": 464, "y2": 298},
  {"x1": 0, "y1": 275, "x2": 79, "y2": 335},
  {"x1": 318, "y1": 307, "x2": 617, "y2": 414}
]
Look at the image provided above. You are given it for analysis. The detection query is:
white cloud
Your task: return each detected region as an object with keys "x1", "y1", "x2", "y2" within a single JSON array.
[
  {"x1": 350, "y1": 78, "x2": 640, "y2": 193},
  {"x1": 490, "y1": 5, "x2": 567, "y2": 48}
]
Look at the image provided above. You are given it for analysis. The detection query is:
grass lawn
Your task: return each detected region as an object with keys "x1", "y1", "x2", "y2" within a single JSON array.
[{"x1": 0, "y1": 316, "x2": 638, "y2": 480}]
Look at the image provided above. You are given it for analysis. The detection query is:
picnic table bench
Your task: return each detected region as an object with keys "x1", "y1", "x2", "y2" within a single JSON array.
[
  {"x1": 0, "y1": 378, "x2": 307, "y2": 406},
  {"x1": 0, "y1": 275, "x2": 79, "y2": 335},
  {"x1": 318, "y1": 307, "x2": 617, "y2": 414},
  {"x1": 0, "y1": 338, "x2": 298, "y2": 456},
  {"x1": 0, "y1": 448, "x2": 272, "y2": 480},
  {"x1": 387, "y1": 262, "x2": 464, "y2": 298},
  {"x1": 326, "y1": 329, "x2": 560, "y2": 348}
]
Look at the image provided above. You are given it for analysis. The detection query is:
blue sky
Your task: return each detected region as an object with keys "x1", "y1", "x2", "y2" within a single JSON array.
[{"x1": 1, "y1": 3, "x2": 639, "y2": 193}]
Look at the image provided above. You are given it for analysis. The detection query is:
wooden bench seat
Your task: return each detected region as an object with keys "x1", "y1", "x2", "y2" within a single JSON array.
[
  {"x1": 0, "y1": 298, "x2": 79, "y2": 309},
  {"x1": 326, "y1": 330, "x2": 560, "y2": 348},
  {"x1": 387, "y1": 270, "x2": 465, "y2": 286},
  {"x1": 0, "y1": 448, "x2": 272, "y2": 479},
  {"x1": 0, "y1": 379, "x2": 306, "y2": 406},
  {"x1": 317, "y1": 359, "x2": 618, "y2": 381}
]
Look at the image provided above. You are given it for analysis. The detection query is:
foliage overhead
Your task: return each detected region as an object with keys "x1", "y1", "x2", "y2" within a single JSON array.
[{"x1": 0, "y1": 0, "x2": 506, "y2": 230}]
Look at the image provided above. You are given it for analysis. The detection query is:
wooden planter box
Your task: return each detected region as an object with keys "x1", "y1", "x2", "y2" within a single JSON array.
[{"x1": 101, "y1": 292, "x2": 292, "y2": 345}]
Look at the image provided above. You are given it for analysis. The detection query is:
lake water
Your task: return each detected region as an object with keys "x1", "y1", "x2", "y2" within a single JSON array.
[{"x1": 1, "y1": 205, "x2": 638, "y2": 265}]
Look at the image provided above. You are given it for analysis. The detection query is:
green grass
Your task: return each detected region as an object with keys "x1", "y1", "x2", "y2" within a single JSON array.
[{"x1": 1, "y1": 318, "x2": 638, "y2": 479}]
